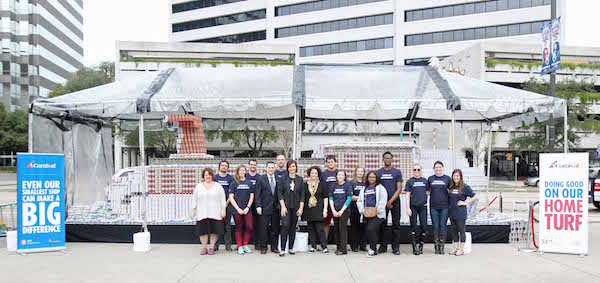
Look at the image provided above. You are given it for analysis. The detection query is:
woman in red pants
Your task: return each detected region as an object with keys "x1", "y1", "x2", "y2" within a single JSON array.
[{"x1": 229, "y1": 165, "x2": 255, "y2": 255}]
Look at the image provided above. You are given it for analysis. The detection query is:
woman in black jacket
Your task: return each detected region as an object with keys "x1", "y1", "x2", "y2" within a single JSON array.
[
  {"x1": 302, "y1": 166, "x2": 329, "y2": 254},
  {"x1": 277, "y1": 160, "x2": 305, "y2": 257}
]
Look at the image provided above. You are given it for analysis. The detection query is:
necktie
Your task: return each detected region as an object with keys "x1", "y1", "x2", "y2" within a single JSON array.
[{"x1": 269, "y1": 176, "x2": 275, "y2": 194}]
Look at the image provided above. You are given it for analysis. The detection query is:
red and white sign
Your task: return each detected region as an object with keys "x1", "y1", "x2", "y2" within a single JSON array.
[{"x1": 539, "y1": 153, "x2": 588, "y2": 255}]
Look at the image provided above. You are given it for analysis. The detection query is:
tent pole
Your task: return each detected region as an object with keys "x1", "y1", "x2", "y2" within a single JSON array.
[
  {"x1": 28, "y1": 113, "x2": 33, "y2": 153},
  {"x1": 451, "y1": 110, "x2": 456, "y2": 169},
  {"x1": 486, "y1": 125, "x2": 493, "y2": 213},
  {"x1": 139, "y1": 113, "x2": 148, "y2": 232},
  {"x1": 292, "y1": 106, "x2": 298, "y2": 159},
  {"x1": 564, "y1": 101, "x2": 568, "y2": 154}
]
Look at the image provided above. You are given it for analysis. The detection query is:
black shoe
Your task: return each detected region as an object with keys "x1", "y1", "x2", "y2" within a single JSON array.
[
  {"x1": 359, "y1": 246, "x2": 367, "y2": 252},
  {"x1": 377, "y1": 246, "x2": 387, "y2": 254},
  {"x1": 271, "y1": 249, "x2": 278, "y2": 254},
  {"x1": 261, "y1": 249, "x2": 267, "y2": 254},
  {"x1": 439, "y1": 242, "x2": 445, "y2": 255},
  {"x1": 418, "y1": 233, "x2": 426, "y2": 255},
  {"x1": 352, "y1": 248, "x2": 359, "y2": 253},
  {"x1": 335, "y1": 250, "x2": 347, "y2": 255},
  {"x1": 226, "y1": 246, "x2": 232, "y2": 252},
  {"x1": 410, "y1": 233, "x2": 418, "y2": 255},
  {"x1": 434, "y1": 243, "x2": 440, "y2": 254},
  {"x1": 393, "y1": 250, "x2": 401, "y2": 255}
]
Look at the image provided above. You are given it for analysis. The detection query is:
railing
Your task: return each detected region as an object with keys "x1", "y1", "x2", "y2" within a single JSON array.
[{"x1": 0, "y1": 202, "x2": 17, "y2": 236}]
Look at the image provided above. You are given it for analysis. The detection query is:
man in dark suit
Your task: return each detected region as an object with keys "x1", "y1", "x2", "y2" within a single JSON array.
[{"x1": 255, "y1": 161, "x2": 280, "y2": 254}]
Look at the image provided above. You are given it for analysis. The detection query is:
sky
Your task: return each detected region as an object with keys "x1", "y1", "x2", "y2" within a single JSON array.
[
  {"x1": 82, "y1": 0, "x2": 600, "y2": 67},
  {"x1": 83, "y1": 0, "x2": 169, "y2": 66}
]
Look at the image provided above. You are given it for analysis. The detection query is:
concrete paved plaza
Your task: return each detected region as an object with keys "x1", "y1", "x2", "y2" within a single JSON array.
[{"x1": 1, "y1": 223, "x2": 599, "y2": 283}]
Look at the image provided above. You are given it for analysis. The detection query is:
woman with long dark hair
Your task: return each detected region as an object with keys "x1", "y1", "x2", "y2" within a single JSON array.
[
  {"x1": 277, "y1": 160, "x2": 305, "y2": 257},
  {"x1": 428, "y1": 161, "x2": 451, "y2": 254},
  {"x1": 329, "y1": 170, "x2": 352, "y2": 255},
  {"x1": 302, "y1": 166, "x2": 329, "y2": 253},
  {"x1": 357, "y1": 170, "x2": 388, "y2": 257},
  {"x1": 448, "y1": 169, "x2": 478, "y2": 256}
]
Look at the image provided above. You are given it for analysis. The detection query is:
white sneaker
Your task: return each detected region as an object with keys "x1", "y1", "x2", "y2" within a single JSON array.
[
  {"x1": 323, "y1": 248, "x2": 329, "y2": 254},
  {"x1": 309, "y1": 248, "x2": 316, "y2": 253},
  {"x1": 367, "y1": 249, "x2": 376, "y2": 258}
]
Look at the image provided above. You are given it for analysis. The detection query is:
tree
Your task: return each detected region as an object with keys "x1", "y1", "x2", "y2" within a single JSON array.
[
  {"x1": 351, "y1": 122, "x2": 383, "y2": 142},
  {"x1": 464, "y1": 127, "x2": 496, "y2": 170},
  {"x1": 274, "y1": 130, "x2": 294, "y2": 158},
  {"x1": 50, "y1": 61, "x2": 115, "y2": 98},
  {"x1": 206, "y1": 126, "x2": 279, "y2": 157},
  {"x1": 0, "y1": 104, "x2": 28, "y2": 154},
  {"x1": 119, "y1": 127, "x2": 177, "y2": 158},
  {"x1": 509, "y1": 79, "x2": 600, "y2": 151}
]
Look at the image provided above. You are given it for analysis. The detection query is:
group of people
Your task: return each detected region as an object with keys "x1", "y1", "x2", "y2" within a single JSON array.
[{"x1": 190, "y1": 152, "x2": 478, "y2": 257}]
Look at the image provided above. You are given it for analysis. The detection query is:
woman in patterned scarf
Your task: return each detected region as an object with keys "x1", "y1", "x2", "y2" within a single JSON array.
[{"x1": 302, "y1": 166, "x2": 330, "y2": 253}]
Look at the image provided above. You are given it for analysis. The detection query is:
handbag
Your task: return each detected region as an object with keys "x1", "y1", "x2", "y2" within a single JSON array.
[
  {"x1": 363, "y1": 188, "x2": 377, "y2": 218},
  {"x1": 364, "y1": 207, "x2": 378, "y2": 218}
]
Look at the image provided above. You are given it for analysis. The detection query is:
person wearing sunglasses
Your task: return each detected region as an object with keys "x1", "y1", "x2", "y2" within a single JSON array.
[{"x1": 405, "y1": 164, "x2": 428, "y2": 255}]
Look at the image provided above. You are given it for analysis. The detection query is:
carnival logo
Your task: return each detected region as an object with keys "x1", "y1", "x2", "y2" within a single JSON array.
[
  {"x1": 549, "y1": 160, "x2": 580, "y2": 169},
  {"x1": 26, "y1": 160, "x2": 57, "y2": 169}
]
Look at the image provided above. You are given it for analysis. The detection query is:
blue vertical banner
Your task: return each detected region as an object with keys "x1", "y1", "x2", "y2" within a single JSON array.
[
  {"x1": 17, "y1": 153, "x2": 66, "y2": 253},
  {"x1": 550, "y1": 17, "x2": 561, "y2": 73},
  {"x1": 541, "y1": 21, "x2": 552, "y2": 75}
]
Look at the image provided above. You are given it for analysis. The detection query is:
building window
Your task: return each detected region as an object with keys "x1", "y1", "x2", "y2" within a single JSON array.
[
  {"x1": 276, "y1": 0, "x2": 387, "y2": 16},
  {"x1": 404, "y1": 56, "x2": 448, "y2": 66},
  {"x1": 276, "y1": 13, "x2": 393, "y2": 38},
  {"x1": 405, "y1": 0, "x2": 549, "y2": 22},
  {"x1": 364, "y1": 61, "x2": 394, "y2": 65},
  {"x1": 172, "y1": 0, "x2": 247, "y2": 13},
  {"x1": 172, "y1": 10, "x2": 266, "y2": 32},
  {"x1": 300, "y1": 37, "x2": 393, "y2": 57},
  {"x1": 190, "y1": 30, "x2": 266, "y2": 43},
  {"x1": 405, "y1": 20, "x2": 549, "y2": 46}
]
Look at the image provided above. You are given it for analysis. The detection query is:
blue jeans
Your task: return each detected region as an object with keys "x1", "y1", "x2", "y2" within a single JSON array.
[{"x1": 430, "y1": 208, "x2": 448, "y2": 241}]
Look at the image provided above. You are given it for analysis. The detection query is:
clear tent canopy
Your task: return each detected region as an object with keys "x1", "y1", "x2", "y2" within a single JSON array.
[{"x1": 30, "y1": 64, "x2": 567, "y2": 210}]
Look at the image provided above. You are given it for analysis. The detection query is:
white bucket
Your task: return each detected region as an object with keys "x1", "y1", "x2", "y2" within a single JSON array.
[
  {"x1": 292, "y1": 232, "x2": 309, "y2": 253},
  {"x1": 6, "y1": 231, "x2": 17, "y2": 252},
  {"x1": 464, "y1": 232, "x2": 472, "y2": 254},
  {"x1": 133, "y1": 232, "x2": 151, "y2": 252}
]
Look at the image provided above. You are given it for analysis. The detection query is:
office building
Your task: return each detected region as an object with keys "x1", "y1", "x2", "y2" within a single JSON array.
[{"x1": 1, "y1": 0, "x2": 84, "y2": 111}]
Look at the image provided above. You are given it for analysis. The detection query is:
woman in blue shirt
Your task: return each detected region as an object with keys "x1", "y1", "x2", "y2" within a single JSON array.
[
  {"x1": 428, "y1": 161, "x2": 451, "y2": 255},
  {"x1": 350, "y1": 167, "x2": 366, "y2": 252},
  {"x1": 329, "y1": 170, "x2": 352, "y2": 255},
  {"x1": 405, "y1": 164, "x2": 428, "y2": 255},
  {"x1": 357, "y1": 171, "x2": 388, "y2": 257},
  {"x1": 229, "y1": 165, "x2": 255, "y2": 255},
  {"x1": 448, "y1": 169, "x2": 478, "y2": 256}
]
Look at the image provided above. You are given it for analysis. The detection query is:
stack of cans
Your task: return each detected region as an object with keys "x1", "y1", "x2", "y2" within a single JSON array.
[{"x1": 321, "y1": 142, "x2": 414, "y2": 184}]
